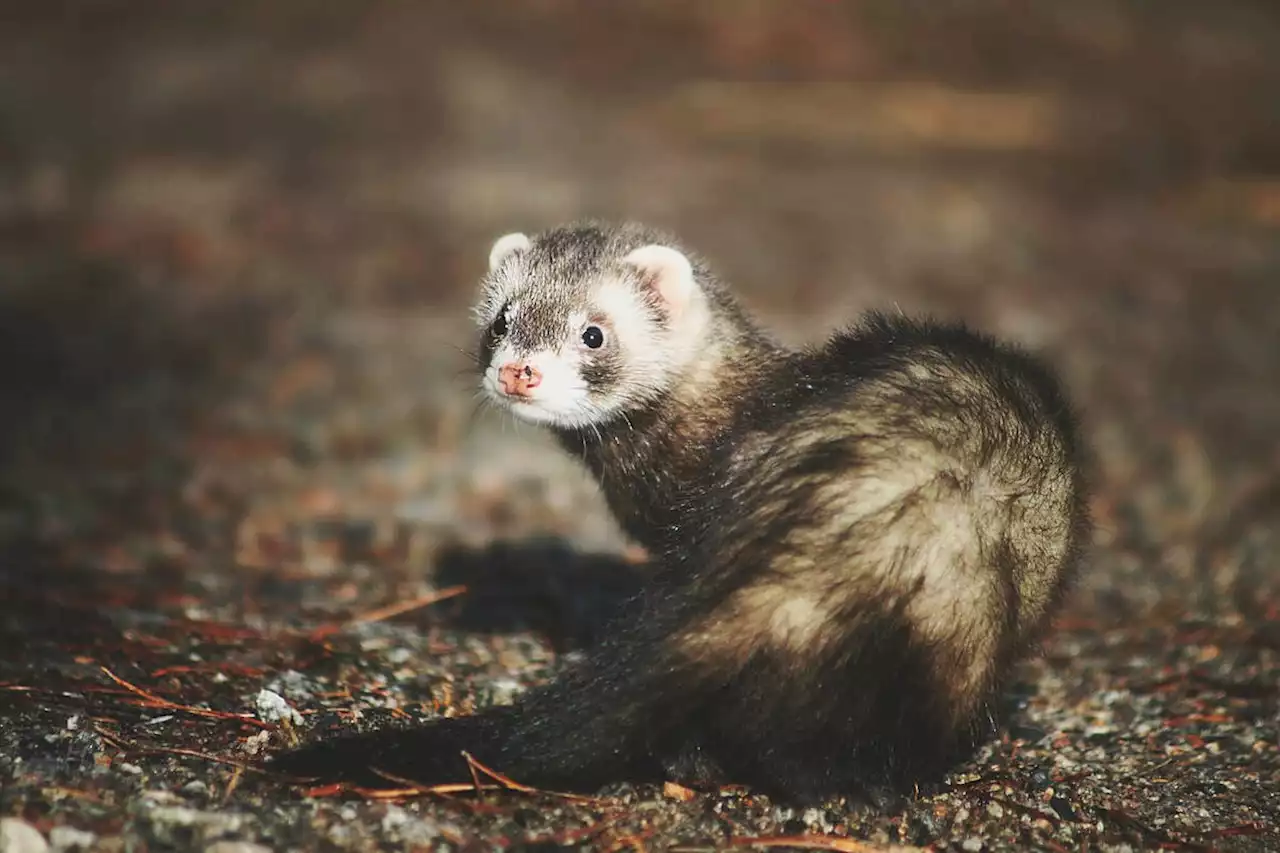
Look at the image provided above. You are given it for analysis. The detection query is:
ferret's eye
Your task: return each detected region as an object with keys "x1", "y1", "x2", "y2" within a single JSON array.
[
  {"x1": 581, "y1": 325, "x2": 605, "y2": 349},
  {"x1": 490, "y1": 311, "x2": 508, "y2": 338}
]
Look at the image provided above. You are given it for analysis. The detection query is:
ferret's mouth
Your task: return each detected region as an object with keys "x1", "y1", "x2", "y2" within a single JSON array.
[{"x1": 481, "y1": 364, "x2": 595, "y2": 429}]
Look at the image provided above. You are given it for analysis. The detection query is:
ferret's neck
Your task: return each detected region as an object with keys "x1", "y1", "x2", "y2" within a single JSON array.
[{"x1": 554, "y1": 310, "x2": 782, "y2": 555}]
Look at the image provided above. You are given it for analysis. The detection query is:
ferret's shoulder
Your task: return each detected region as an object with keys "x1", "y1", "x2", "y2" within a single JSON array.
[
  {"x1": 806, "y1": 313, "x2": 1072, "y2": 411},
  {"x1": 813, "y1": 312, "x2": 1014, "y2": 371}
]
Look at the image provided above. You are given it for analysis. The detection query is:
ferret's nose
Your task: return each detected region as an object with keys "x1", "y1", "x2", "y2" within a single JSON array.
[{"x1": 498, "y1": 363, "x2": 542, "y2": 397}]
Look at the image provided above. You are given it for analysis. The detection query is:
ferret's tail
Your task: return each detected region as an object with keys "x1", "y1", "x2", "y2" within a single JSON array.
[
  {"x1": 268, "y1": 706, "x2": 525, "y2": 790},
  {"x1": 269, "y1": 602, "x2": 694, "y2": 792}
]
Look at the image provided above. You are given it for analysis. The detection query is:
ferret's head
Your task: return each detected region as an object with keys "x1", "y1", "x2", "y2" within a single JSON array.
[{"x1": 473, "y1": 224, "x2": 711, "y2": 430}]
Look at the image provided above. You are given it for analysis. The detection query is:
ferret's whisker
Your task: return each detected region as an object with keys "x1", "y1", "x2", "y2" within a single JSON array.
[
  {"x1": 446, "y1": 342, "x2": 484, "y2": 364},
  {"x1": 466, "y1": 395, "x2": 490, "y2": 429}
]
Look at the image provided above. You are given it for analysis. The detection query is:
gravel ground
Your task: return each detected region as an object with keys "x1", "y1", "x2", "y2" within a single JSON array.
[{"x1": 1, "y1": 3, "x2": 1279, "y2": 851}]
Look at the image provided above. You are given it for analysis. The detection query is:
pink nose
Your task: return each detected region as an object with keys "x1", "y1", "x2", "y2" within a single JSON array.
[{"x1": 498, "y1": 363, "x2": 542, "y2": 397}]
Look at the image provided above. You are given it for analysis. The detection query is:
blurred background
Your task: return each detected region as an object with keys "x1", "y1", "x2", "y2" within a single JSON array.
[
  {"x1": 3, "y1": 0, "x2": 1280, "y2": 679},
  {"x1": 1, "y1": 2, "x2": 1279, "y2": 847}
]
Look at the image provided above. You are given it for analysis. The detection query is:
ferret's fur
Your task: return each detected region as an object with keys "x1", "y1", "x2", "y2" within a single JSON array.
[{"x1": 271, "y1": 221, "x2": 1089, "y2": 805}]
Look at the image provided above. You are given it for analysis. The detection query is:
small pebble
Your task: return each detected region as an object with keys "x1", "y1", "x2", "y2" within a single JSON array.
[
  {"x1": 204, "y1": 843, "x2": 272, "y2": 853},
  {"x1": 241, "y1": 731, "x2": 271, "y2": 755},
  {"x1": 254, "y1": 688, "x2": 303, "y2": 725},
  {"x1": 962, "y1": 837, "x2": 984, "y2": 852},
  {"x1": 48, "y1": 826, "x2": 95, "y2": 852},
  {"x1": 1049, "y1": 795, "x2": 1078, "y2": 822},
  {"x1": 779, "y1": 818, "x2": 806, "y2": 836},
  {"x1": 381, "y1": 805, "x2": 408, "y2": 833},
  {"x1": 489, "y1": 678, "x2": 523, "y2": 704},
  {"x1": 0, "y1": 818, "x2": 49, "y2": 853}
]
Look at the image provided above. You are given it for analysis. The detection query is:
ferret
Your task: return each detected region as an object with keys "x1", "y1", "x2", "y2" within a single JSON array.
[{"x1": 270, "y1": 221, "x2": 1089, "y2": 805}]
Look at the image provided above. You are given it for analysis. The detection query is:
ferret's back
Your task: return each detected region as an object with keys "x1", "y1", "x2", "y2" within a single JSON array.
[{"x1": 692, "y1": 312, "x2": 1084, "y2": 712}]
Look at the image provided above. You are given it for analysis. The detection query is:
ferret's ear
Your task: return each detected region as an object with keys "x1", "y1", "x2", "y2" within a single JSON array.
[
  {"x1": 488, "y1": 232, "x2": 531, "y2": 272},
  {"x1": 623, "y1": 245, "x2": 697, "y2": 318}
]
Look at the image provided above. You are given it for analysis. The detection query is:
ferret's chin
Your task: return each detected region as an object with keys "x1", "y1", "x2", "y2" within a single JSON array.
[
  {"x1": 490, "y1": 393, "x2": 588, "y2": 430},
  {"x1": 504, "y1": 401, "x2": 561, "y2": 426}
]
